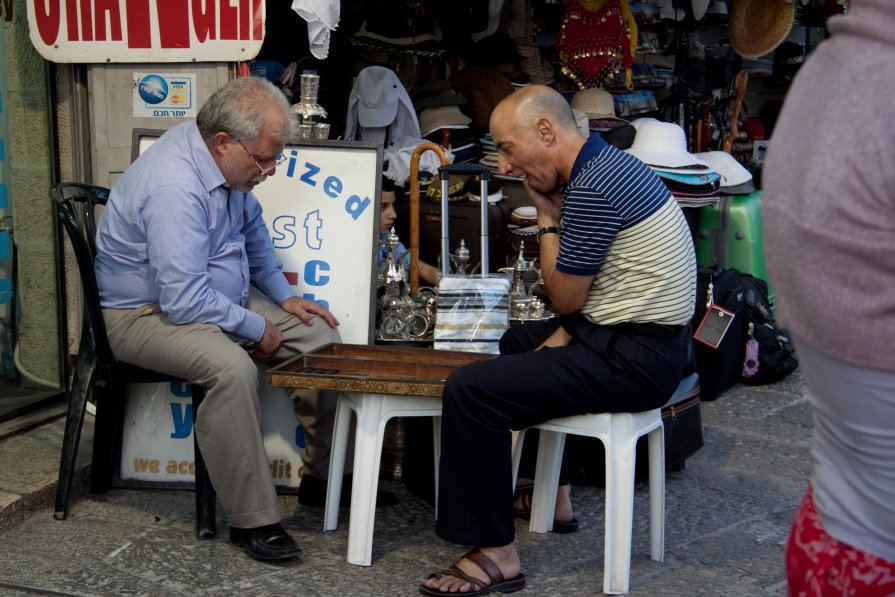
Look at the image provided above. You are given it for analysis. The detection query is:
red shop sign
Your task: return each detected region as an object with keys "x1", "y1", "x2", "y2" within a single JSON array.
[{"x1": 26, "y1": 0, "x2": 265, "y2": 63}]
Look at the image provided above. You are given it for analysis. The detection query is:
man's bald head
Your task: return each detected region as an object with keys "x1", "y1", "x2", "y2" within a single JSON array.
[
  {"x1": 492, "y1": 84, "x2": 579, "y2": 136},
  {"x1": 489, "y1": 85, "x2": 586, "y2": 193}
]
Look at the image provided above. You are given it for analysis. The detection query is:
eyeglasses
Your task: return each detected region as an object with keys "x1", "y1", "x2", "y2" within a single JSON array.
[{"x1": 236, "y1": 139, "x2": 287, "y2": 176}]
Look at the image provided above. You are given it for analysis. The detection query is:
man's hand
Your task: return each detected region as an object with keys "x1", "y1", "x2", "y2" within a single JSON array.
[
  {"x1": 280, "y1": 296, "x2": 340, "y2": 328},
  {"x1": 536, "y1": 326, "x2": 572, "y2": 350},
  {"x1": 524, "y1": 180, "x2": 563, "y2": 223},
  {"x1": 253, "y1": 319, "x2": 284, "y2": 361}
]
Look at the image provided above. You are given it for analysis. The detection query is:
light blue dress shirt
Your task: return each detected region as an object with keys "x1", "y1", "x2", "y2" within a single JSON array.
[{"x1": 94, "y1": 121, "x2": 294, "y2": 342}]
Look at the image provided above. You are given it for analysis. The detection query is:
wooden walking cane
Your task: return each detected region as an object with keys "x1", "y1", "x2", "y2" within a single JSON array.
[
  {"x1": 723, "y1": 71, "x2": 749, "y2": 154},
  {"x1": 408, "y1": 142, "x2": 449, "y2": 293}
]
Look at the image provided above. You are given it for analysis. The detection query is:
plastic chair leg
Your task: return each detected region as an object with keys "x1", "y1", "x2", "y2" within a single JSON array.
[
  {"x1": 647, "y1": 426, "x2": 665, "y2": 562},
  {"x1": 89, "y1": 380, "x2": 125, "y2": 494},
  {"x1": 54, "y1": 348, "x2": 97, "y2": 520},
  {"x1": 510, "y1": 429, "x2": 526, "y2": 492},
  {"x1": 431, "y1": 415, "x2": 441, "y2": 517},
  {"x1": 529, "y1": 430, "x2": 565, "y2": 534},
  {"x1": 603, "y1": 417, "x2": 638, "y2": 595},
  {"x1": 191, "y1": 385, "x2": 217, "y2": 539}
]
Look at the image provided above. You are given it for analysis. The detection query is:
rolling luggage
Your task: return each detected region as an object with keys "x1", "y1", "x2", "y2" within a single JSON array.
[
  {"x1": 396, "y1": 188, "x2": 510, "y2": 275},
  {"x1": 430, "y1": 163, "x2": 510, "y2": 354},
  {"x1": 403, "y1": 162, "x2": 510, "y2": 501},
  {"x1": 695, "y1": 191, "x2": 773, "y2": 304}
]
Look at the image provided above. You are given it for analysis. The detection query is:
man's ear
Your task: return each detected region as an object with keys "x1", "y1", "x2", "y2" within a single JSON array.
[
  {"x1": 209, "y1": 131, "x2": 232, "y2": 158},
  {"x1": 537, "y1": 119, "x2": 555, "y2": 143}
]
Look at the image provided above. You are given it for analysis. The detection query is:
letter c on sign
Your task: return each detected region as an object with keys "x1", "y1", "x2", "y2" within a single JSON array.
[{"x1": 303, "y1": 260, "x2": 330, "y2": 286}]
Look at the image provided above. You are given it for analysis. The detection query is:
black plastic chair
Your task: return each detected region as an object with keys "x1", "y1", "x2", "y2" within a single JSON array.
[{"x1": 51, "y1": 182, "x2": 216, "y2": 539}]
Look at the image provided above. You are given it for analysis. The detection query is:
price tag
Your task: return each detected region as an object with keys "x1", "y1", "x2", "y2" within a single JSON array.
[{"x1": 693, "y1": 304, "x2": 736, "y2": 349}]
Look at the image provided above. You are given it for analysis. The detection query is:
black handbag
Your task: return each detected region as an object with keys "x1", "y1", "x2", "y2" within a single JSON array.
[
  {"x1": 738, "y1": 275, "x2": 799, "y2": 385},
  {"x1": 692, "y1": 266, "x2": 748, "y2": 401}
]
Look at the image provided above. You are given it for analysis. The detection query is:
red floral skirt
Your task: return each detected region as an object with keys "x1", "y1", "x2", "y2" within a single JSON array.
[{"x1": 787, "y1": 486, "x2": 895, "y2": 597}]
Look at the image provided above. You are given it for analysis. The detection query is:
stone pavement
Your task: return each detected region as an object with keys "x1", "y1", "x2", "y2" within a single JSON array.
[{"x1": 0, "y1": 372, "x2": 811, "y2": 596}]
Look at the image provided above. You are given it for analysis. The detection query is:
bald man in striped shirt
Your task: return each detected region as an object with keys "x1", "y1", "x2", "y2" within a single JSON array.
[{"x1": 421, "y1": 84, "x2": 696, "y2": 596}]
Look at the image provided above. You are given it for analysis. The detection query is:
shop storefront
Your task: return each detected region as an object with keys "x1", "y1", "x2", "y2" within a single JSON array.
[
  {"x1": 3, "y1": 0, "x2": 827, "y2": 461},
  {"x1": 0, "y1": 0, "x2": 62, "y2": 421}
]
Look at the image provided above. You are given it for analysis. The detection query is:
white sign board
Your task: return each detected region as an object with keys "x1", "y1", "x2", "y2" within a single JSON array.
[
  {"x1": 132, "y1": 73, "x2": 197, "y2": 119},
  {"x1": 253, "y1": 140, "x2": 382, "y2": 344},
  {"x1": 118, "y1": 139, "x2": 383, "y2": 486},
  {"x1": 26, "y1": 0, "x2": 265, "y2": 63},
  {"x1": 120, "y1": 373, "x2": 308, "y2": 488}
]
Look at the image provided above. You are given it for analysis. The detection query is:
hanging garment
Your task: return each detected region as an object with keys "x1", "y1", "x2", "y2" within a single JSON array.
[{"x1": 558, "y1": 0, "x2": 638, "y2": 90}]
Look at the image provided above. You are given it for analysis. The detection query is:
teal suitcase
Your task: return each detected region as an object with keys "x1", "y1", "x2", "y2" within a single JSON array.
[{"x1": 695, "y1": 192, "x2": 773, "y2": 306}]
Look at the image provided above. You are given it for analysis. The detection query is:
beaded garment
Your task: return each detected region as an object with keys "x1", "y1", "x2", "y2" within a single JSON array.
[{"x1": 558, "y1": 0, "x2": 638, "y2": 90}]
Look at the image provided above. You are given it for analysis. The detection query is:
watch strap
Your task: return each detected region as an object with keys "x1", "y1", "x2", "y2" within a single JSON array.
[{"x1": 537, "y1": 226, "x2": 560, "y2": 241}]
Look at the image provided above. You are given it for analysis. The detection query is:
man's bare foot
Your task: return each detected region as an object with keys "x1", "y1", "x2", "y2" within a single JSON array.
[
  {"x1": 420, "y1": 545, "x2": 523, "y2": 595},
  {"x1": 513, "y1": 483, "x2": 574, "y2": 523}
]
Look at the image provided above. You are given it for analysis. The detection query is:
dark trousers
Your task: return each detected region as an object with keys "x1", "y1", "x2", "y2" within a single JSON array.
[{"x1": 434, "y1": 315, "x2": 689, "y2": 547}]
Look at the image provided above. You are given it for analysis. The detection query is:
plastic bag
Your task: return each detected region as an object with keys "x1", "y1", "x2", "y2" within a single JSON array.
[{"x1": 434, "y1": 274, "x2": 510, "y2": 354}]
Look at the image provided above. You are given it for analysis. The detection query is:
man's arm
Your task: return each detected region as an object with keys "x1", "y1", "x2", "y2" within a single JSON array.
[
  {"x1": 536, "y1": 231, "x2": 594, "y2": 315},
  {"x1": 525, "y1": 182, "x2": 595, "y2": 315}
]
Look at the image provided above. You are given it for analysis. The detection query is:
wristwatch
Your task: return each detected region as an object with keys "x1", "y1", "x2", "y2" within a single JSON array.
[{"x1": 537, "y1": 226, "x2": 560, "y2": 241}]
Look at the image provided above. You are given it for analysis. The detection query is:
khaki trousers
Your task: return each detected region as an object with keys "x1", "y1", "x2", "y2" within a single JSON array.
[{"x1": 103, "y1": 288, "x2": 341, "y2": 528}]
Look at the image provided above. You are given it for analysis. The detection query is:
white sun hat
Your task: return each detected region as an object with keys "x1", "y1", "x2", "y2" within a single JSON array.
[
  {"x1": 692, "y1": 0, "x2": 710, "y2": 21},
  {"x1": 625, "y1": 120, "x2": 710, "y2": 171},
  {"x1": 696, "y1": 150, "x2": 755, "y2": 194},
  {"x1": 631, "y1": 117, "x2": 660, "y2": 130}
]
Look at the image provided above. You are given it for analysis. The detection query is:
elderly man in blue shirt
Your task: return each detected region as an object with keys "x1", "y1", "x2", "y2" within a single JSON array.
[{"x1": 94, "y1": 77, "x2": 338, "y2": 561}]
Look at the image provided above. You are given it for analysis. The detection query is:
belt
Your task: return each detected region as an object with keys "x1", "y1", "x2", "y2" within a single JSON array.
[{"x1": 610, "y1": 322, "x2": 691, "y2": 338}]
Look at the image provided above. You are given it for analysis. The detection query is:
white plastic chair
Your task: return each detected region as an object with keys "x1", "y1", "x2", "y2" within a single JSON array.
[
  {"x1": 511, "y1": 372, "x2": 700, "y2": 595},
  {"x1": 324, "y1": 392, "x2": 443, "y2": 566}
]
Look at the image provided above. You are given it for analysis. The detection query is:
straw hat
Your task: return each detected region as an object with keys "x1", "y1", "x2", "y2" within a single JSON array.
[
  {"x1": 730, "y1": 0, "x2": 796, "y2": 59},
  {"x1": 624, "y1": 120, "x2": 710, "y2": 171},
  {"x1": 571, "y1": 88, "x2": 629, "y2": 125}
]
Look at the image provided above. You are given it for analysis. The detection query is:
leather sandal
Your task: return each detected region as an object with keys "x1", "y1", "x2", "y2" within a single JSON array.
[
  {"x1": 419, "y1": 547, "x2": 526, "y2": 596},
  {"x1": 513, "y1": 491, "x2": 579, "y2": 534}
]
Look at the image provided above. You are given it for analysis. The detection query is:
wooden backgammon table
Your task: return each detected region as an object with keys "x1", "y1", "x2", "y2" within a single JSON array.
[
  {"x1": 267, "y1": 342, "x2": 492, "y2": 396},
  {"x1": 266, "y1": 342, "x2": 493, "y2": 566}
]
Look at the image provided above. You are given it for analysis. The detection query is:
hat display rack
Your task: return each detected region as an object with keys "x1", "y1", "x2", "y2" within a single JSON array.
[{"x1": 325, "y1": 0, "x2": 817, "y2": 225}]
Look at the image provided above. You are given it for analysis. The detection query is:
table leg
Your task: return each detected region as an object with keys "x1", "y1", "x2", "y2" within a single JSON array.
[
  {"x1": 324, "y1": 395, "x2": 354, "y2": 532},
  {"x1": 346, "y1": 393, "x2": 387, "y2": 566}
]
